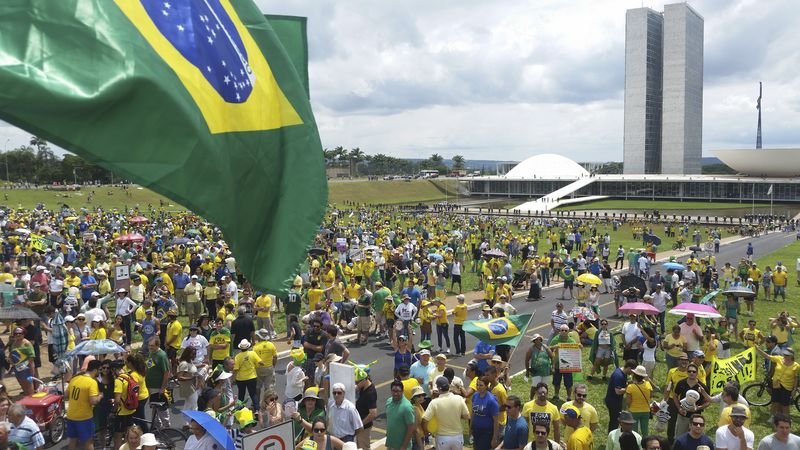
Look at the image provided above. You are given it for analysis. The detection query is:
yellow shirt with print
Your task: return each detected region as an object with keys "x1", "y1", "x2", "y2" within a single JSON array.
[
  {"x1": 254, "y1": 294, "x2": 272, "y2": 318},
  {"x1": 253, "y1": 341, "x2": 277, "y2": 368},
  {"x1": 67, "y1": 374, "x2": 100, "y2": 421},
  {"x1": 166, "y1": 320, "x2": 183, "y2": 350},
  {"x1": 210, "y1": 331, "x2": 231, "y2": 361},
  {"x1": 234, "y1": 350, "x2": 262, "y2": 381},
  {"x1": 435, "y1": 305, "x2": 448, "y2": 326},
  {"x1": 307, "y1": 289, "x2": 325, "y2": 312},
  {"x1": 521, "y1": 400, "x2": 560, "y2": 442},
  {"x1": 741, "y1": 328, "x2": 764, "y2": 348}
]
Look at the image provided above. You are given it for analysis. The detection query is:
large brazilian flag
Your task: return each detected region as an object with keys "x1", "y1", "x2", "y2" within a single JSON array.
[
  {"x1": 463, "y1": 314, "x2": 533, "y2": 346},
  {"x1": 0, "y1": 0, "x2": 326, "y2": 292}
]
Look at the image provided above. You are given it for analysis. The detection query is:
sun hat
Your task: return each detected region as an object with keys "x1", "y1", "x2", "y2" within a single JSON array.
[
  {"x1": 302, "y1": 388, "x2": 320, "y2": 400},
  {"x1": 116, "y1": 288, "x2": 127, "y2": 294},
  {"x1": 137, "y1": 434, "x2": 159, "y2": 449},
  {"x1": 491, "y1": 355, "x2": 504, "y2": 362},
  {"x1": 435, "y1": 354, "x2": 448, "y2": 361},
  {"x1": 255, "y1": 329, "x2": 271, "y2": 340},
  {"x1": 418, "y1": 339, "x2": 432, "y2": 349},
  {"x1": 729, "y1": 406, "x2": 748, "y2": 417},
  {"x1": 64, "y1": 315, "x2": 75, "y2": 322},
  {"x1": 410, "y1": 386, "x2": 425, "y2": 398},
  {"x1": 531, "y1": 333, "x2": 543, "y2": 341},
  {"x1": 632, "y1": 365, "x2": 648, "y2": 377},
  {"x1": 618, "y1": 411, "x2": 635, "y2": 424},
  {"x1": 234, "y1": 408, "x2": 258, "y2": 429},
  {"x1": 290, "y1": 348, "x2": 307, "y2": 365},
  {"x1": 418, "y1": 349, "x2": 431, "y2": 357}
]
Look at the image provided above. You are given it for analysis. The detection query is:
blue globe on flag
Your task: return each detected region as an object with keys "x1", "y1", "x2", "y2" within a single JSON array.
[{"x1": 488, "y1": 319, "x2": 509, "y2": 336}]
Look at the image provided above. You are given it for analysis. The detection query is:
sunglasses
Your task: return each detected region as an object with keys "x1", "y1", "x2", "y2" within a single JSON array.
[
  {"x1": 687, "y1": 370, "x2": 697, "y2": 373},
  {"x1": 575, "y1": 393, "x2": 587, "y2": 398},
  {"x1": 535, "y1": 431, "x2": 548, "y2": 436},
  {"x1": 77, "y1": 318, "x2": 86, "y2": 321},
  {"x1": 313, "y1": 428, "x2": 326, "y2": 434},
  {"x1": 504, "y1": 404, "x2": 517, "y2": 408},
  {"x1": 691, "y1": 422, "x2": 705, "y2": 427},
  {"x1": 333, "y1": 391, "x2": 344, "y2": 395}
]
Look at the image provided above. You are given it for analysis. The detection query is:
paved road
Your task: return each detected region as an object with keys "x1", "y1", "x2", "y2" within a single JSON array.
[
  {"x1": 273, "y1": 230, "x2": 794, "y2": 446},
  {"x1": 48, "y1": 230, "x2": 794, "y2": 450}
]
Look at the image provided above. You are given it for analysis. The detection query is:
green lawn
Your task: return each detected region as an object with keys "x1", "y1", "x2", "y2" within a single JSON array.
[
  {"x1": 327, "y1": 179, "x2": 459, "y2": 206},
  {"x1": 557, "y1": 199, "x2": 785, "y2": 211},
  {"x1": 1, "y1": 185, "x2": 186, "y2": 212},
  {"x1": 504, "y1": 240, "x2": 800, "y2": 449}
]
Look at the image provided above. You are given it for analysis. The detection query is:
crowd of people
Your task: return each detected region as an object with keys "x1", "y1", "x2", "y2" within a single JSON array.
[{"x1": 0, "y1": 204, "x2": 796, "y2": 450}]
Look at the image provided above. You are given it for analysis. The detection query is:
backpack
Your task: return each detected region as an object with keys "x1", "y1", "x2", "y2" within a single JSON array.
[{"x1": 118, "y1": 373, "x2": 140, "y2": 410}]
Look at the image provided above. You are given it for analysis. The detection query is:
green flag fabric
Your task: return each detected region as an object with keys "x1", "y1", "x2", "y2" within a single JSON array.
[
  {"x1": 265, "y1": 15, "x2": 310, "y2": 98},
  {"x1": 463, "y1": 314, "x2": 533, "y2": 346},
  {"x1": 0, "y1": 0, "x2": 326, "y2": 292}
]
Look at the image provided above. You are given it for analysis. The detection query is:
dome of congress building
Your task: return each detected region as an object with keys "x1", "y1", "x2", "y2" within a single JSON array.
[
  {"x1": 712, "y1": 148, "x2": 800, "y2": 177},
  {"x1": 504, "y1": 153, "x2": 589, "y2": 179}
]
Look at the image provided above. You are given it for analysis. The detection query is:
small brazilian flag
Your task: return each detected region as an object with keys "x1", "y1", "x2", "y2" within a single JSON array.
[
  {"x1": 0, "y1": 0, "x2": 326, "y2": 293},
  {"x1": 463, "y1": 314, "x2": 532, "y2": 346}
]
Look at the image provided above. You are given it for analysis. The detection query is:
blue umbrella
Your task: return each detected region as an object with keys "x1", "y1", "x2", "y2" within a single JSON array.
[
  {"x1": 663, "y1": 262, "x2": 686, "y2": 271},
  {"x1": 182, "y1": 410, "x2": 236, "y2": 450},
  {"x1": 169, "y1": 237, "x2": 190, "y2": 245},
  {"x1": 64, "y1": 339, "x2": 125, "y2": 358}
]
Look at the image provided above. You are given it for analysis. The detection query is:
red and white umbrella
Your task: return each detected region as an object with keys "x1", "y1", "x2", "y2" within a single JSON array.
[
  {"x1": 114, "y1": 233, "x2": 145, "y2": 243},
  {"x1": 129, "y1": 216, "x2": 149, "y2": 224},
  {"x1": 619, "y1": 302, "x2": 660, "y2": 316}
]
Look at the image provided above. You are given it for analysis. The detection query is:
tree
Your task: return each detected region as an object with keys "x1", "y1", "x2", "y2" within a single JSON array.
[
  {"x1": 348, "y1": 147, "x2": 365, "y2": 177},
  {"x1": 452, "y1": 155, "x2": 466, "y2": 170}
]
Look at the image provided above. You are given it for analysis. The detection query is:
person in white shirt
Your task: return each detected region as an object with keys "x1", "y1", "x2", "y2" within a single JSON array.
[
  {"x1": 757, "y1": 413, "x2": 800, "y2": 450},
  {"x1": 715, "y1": 406, "x2": 754, "y2": 450},
  {"x1": 114, "y1": 288, "x2": 137, "y2": 344},
  {"x1": 394, "y1": 295, "x2": 418, "y2": 339},
  {"x1": 327, "y1": 383, "x2": 363, "y2": 443},
  {"x1": 184, "y1": 420, "x2": 221, "y2": 450},
  {"x1": 651, "y1": 284, "x2": 671, "y2": 334}
]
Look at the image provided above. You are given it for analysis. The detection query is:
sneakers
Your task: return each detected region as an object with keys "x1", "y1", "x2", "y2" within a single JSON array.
[{"x1": 446, "y1": 348, "x2": 450, "y2": 354}]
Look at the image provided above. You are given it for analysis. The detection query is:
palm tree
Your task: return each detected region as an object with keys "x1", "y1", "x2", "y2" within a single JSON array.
[
  {"x1": 348, "y1": 147, "x2": 365, "y2": 178},
  {"x1": 452, "y1": 155, "x2": 466, "y2": 170}
]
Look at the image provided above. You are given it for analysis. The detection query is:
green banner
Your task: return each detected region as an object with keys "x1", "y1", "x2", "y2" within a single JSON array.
[{"x1": 265, "y1": 15, "x2": 310, "y2": 98}]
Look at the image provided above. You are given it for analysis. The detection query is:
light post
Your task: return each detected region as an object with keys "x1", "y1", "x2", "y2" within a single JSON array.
[{"x1": 3, "y1": 139, "x2": 8, "y2": 182}]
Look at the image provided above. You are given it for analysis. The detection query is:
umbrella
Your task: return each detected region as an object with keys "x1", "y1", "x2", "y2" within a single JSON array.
[
  {"x1": 577, "y1": 273, "x2": 602, "y2": 285},
  {"x1": 114, "y1": 233, "x2": 145, "y2": 243},
  {"x1": 699, "y1": 290, "x2": 720, "y2": 304},
  {"x1": 663, "y1": 262, "x2": 686, "y2": 271},
  {"x1": 643, "y1": 234, "x2": 662, "y2": 246},
  {"x1": 0, "y1": 306, "x2": 41, "y2": 321},
  {"x1": 619, "y1": 303, "x2": 660, "y2": 315},
  {"x1": 689, "y1": 245, "x2": 702, "y2": 252},
  {"x1": 427, "y1": 253, "x2": 444, "y2": 261},
  {"x1": 51, "y1": 311, "x2": 69, "y2": 357},
  {"x1": 47, "y1": 234, "x2": 67, "y2": 244},
  {"x1": 182, "y1": 410, "x2": 235, "y2": 450},
  {"x1": 185, "y1": 228, "x2": 201, "y2": 236},
  {"x1": 169, "y1": 237, "x2": 190, "y2": 245},
  {"x1": 63, "y1": 216, "x2": 78, "y2": 222},
  {"x1": 318, "y1": 228, "x2": 333, "y2": 235},
  {"x1": 568, "y1": 306, "x2": 596, "y2": 321},
  {"x1": 722, "y1": 287, "x2": 756, "y2": 298},
  {"x1": 12, "y1": 228, "x2": 30, "y2": 236},
  {"x1": 64, "y1": 339, "x2": 126, "y2": 358},
  {"x1": 308, "y1": 248, "x2": 326, "y2": 257},
  {"x1": 484, "y1": 249, "x2": 507, "y2": 258},
  {"x1": 129, "y1": 216, "x2": 149, "y2": 224},
  {"x1": 668, "y1": 303, "x2": 722, "y2": 319},
  {"x1": 620, "y1": 275, "x2": 647, "y2": 294}
]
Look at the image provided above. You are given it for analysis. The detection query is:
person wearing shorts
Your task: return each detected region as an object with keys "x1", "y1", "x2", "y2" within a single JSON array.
[
  {"x1": 66, "y1": 360, "x2": 103, "y2": 449},
  {"x1": 549, "y1": 325, "x2": 576, "y2": 401},
  {"x1": 525, "y1": 334, "x2": 553, "y2": 399}
]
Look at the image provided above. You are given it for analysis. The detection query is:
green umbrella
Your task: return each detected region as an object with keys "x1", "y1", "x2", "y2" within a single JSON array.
[{"x1": 699, "y1": 290, "x2": 720, "y2": 304}]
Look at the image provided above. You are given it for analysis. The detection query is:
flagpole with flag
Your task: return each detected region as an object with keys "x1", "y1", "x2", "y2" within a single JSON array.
[
  {"x1": 768, "y1": 184, "x2": 774, "y2": 216},
  {"x1": 463, "y1": 313, "x2": 534, "y2": 347}
]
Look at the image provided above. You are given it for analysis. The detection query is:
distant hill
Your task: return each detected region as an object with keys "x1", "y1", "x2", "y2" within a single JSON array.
[{"x1": 702, "y1": 157, "x2": 722, "y2": 165}]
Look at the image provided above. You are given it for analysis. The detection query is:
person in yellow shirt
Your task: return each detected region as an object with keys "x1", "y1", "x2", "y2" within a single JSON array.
[
  {"x1": 253, "y1": 292, "x2": 275, "y2": 339},
  {"x1": 305, "y1": 281, "x2": 325, "y2": 313},
  {"x1": 757, "y1": 346, "x2": 800, "y2": 417},
  {"x1": 89, "y1": 318, "x2": 107, "y2": 340},
  {"x1": 521, "y1": 383, "x2": 561, "y2": 442},
  {"x1": 453, "y1": 295, "x2": 467, "y2": 356},
  {"x1": 209, "y1": 318, "x2": 231, "y2": 367},
  {"x1": 164, "y1": 309, "x2": 183, "y2": 373},
  {"x1": 561, "y1": 405, "x2": 594, "y2": 450},
  {"x1": 625, "y1": 366, "x2": 653, "y2": 436},
  {"x1": 66, "y1": 360, "x2": 103, "y2": 447},
  {"x1": 234, "y1": 339, "x2": 265, "y2": 407},
  {"x1": 111, "y1": 359, "x2": 137, "y2": 450},
  {"x1": 253, "y1": 329, "x2": 278, "y2": 404},
  {"x1": 739, "y1": 320, "x2": 764, "y2": 348},
  {"x1": 432, "y1": 299, "x2": 450, "y2": 353},
  {"x1": 484, "y1": 277, "x2": 496, "y2": 307}
]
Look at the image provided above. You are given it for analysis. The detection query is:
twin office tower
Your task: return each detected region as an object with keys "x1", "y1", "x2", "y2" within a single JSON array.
[{"x1": 623, "y1": 3, "x2": 704, "y2": 175}]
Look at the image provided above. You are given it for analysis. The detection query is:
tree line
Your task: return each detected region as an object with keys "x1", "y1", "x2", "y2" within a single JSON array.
[
  {"x1": 323, "y1": 146, "x2": 468, "y2": 177},
  {"x1": 2, "y1": 137, "x2": 115, "y2": 184}
]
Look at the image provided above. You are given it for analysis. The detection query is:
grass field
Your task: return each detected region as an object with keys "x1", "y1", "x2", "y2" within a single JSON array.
[
  {"x1": 557, "y1": 199, "x2": 788, "y2": 211},
  {"x1": 502, "y1": 240, "x2": 800, "y2": 449},
  {"x1": 327, "y1": 179, "x2": 460, "y2": 205}
]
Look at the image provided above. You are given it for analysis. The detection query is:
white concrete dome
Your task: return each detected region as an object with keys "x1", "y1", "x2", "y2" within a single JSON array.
[{"x1": 505, "y1": 153, "x2": 589, "y2": 179}]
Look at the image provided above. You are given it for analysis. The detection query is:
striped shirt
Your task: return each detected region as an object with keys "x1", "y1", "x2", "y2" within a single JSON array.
[{"x1": 10, "y1": 417, "x2": 45, "y2": 450}]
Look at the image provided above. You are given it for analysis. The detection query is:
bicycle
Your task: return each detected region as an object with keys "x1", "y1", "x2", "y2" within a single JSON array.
[
  {"x1": 138, "y1": 399, "x2": 188, "y2": 449},
  {"x1": 671, "y1": 240, "x2": 686, "y2": 251},
  {"x1": 741, "y1": 379, "x2": 800, "y2": 412}
]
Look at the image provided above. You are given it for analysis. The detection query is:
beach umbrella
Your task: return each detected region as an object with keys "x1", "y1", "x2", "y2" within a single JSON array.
[
  {"x1": 689, "y1": 245, "x2": 702, "y2": 252},
  {"x1": 129, "y1": 216, "x2": 149, "y2": 224},
  {"x1": 0, "y1": 306, "x2": 40, "y2": 321},
  {"x1": 185, "y1": 229, "x2": 201, "y2": 236},
  {"x1": 64, "y1": 339, "x2": 126, "y2": 358},
  {"x1": 644, "y1": 234, "x2": 662, "y2": 246},
  {"x1": 308, "y1": 248, "x2": 326, "y2": 257},
  {"x1": 50, "y1": 311, "x2": 69, "y2": 357},
  {"x1": 168, "y1": 237, "x2": 190, "y2": 245},
  {"x1": 577, "y1": 273, "x2": 602, "y2": 285},
  {"x1": 47, "y1": 234, "x2": 67, "y2": 244},
  {"x1": 182, "y1": 411, "x2": 235, "y2": 450},
  {"x1": 619, "y1": 303, "x2": 660, "y2": 315},
  {"x1": 722, "y1": 287, "x2": 756, "y2": 298},
  {"x1": 663, "y1": 262, "x2": 686, "y2": 271},
  {"x1": 12, "y1": 228, "x2": 31, "y2": 236},
  {"x1": 620, "y1": 275, "x2": 647, "y2": 294},
  {"x1": 484, "y1": 249, "x2": 507, "y2": 258},
  {"x1": 114, "y1": 233, "x2": 145, "y2": 243},
  {"x1": 668, "y1": 303, "x2": 722, "y2": 319},
  {"x1": 699, "y1": 290, "x2": 720, "y2": 304}
]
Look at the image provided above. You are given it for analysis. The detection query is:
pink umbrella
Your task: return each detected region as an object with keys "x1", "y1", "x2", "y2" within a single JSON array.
[
  {"x1": 619, "y1": 302, "x2": 660, "y2": 315},
  {"x1": 114, "y1": 233, "x2": 146, "y2": 243},
  {"x1": 668, "y1": 303, "x2": 722, "y2": 319},
  {"x1": 129, "y1": 216, "x2": 149, "y2": 224}
]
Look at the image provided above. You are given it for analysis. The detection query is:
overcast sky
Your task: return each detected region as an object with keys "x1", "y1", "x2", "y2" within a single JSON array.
[{"x1": 2, "y1": 0, "x2": 798, "y2": 163}]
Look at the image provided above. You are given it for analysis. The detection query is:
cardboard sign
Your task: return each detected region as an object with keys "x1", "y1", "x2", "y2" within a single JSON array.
[
  {"x1": 115, "y1": 264, "x2": 130, "y2": 292},
  {"x1": 329, "y1": 361, "x2": 356, "y2": 404},
  {"x1": 556, "y1": 343, "x2": 583, "y2": 373},
  {"x1": 242, "y1": 420, "x2": 294, "y2": 450}
]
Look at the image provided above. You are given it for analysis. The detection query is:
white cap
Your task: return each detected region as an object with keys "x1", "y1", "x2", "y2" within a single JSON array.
[
  {"x1": 36, "y1": 265, "x2": 45, "y2": 271},
  {"x1": 137, "y1": 434, "x2": 159, "y2": 449}
]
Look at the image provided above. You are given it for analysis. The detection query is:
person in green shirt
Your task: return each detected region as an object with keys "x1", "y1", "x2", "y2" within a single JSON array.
[
  {"x1": 549, "y1": 325, "x2": 578, "y2": 402},
  {"x1": 385, "y1": 380, "x2": 416, "y2": 450},
  {"x1": 145, "y1": 336, "x2": 171, "y2": 428},
  {"x1": 356, "y1": 286, "x2": 372, "y2": 345},
  {"x1": 372, "y1": 282, "x2": 392, "y2": 338}
]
